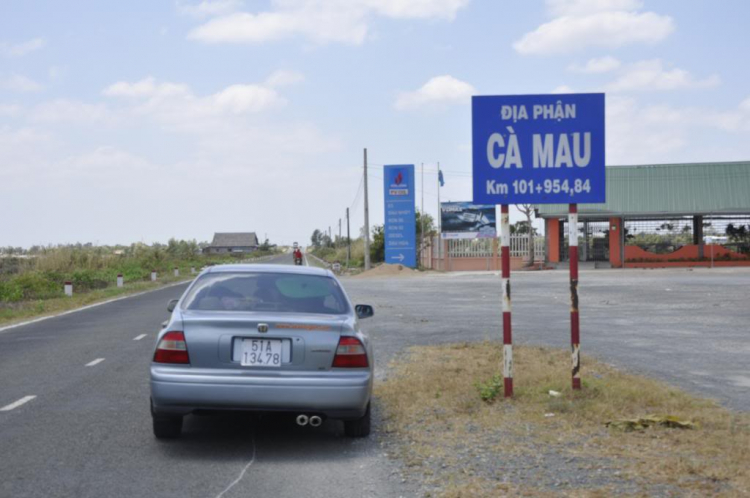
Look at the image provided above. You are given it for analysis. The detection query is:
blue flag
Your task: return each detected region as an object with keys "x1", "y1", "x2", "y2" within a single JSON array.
[{"x1": 438, "y1": 169, "x2": 445, "y2": 187}]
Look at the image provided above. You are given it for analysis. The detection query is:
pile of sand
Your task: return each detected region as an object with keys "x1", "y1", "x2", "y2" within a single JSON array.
[{"x1": 352, "y1": 263, "x2": 420, "y2": 278}]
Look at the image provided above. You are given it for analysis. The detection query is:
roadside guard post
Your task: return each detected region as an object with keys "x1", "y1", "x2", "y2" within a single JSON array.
[
  {"x1": 472, "y1": 93, "x2": 606, "y2": 393},
  {"x1": 498, "y1": 204, "x2": 513, "y2": 397}
]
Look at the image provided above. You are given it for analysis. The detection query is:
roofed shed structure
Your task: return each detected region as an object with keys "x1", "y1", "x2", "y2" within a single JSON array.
[
  {"x1": 203, "y1": 232, "x2": 259, "y2": 255},
  {"x1": 536, "y1": 162, "x2": 750, "y2": 268}
]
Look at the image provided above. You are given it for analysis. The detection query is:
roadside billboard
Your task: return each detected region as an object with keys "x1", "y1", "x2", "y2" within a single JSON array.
[
  {"x1": 440, "y1": 202, "x2": 496, "y2": 239},
  {"x1": 383, "y1": 165, "x2": 417, "y2": 267},
  {"x1": 472, "y1": 93, "x2": 605, "y2": 205}
]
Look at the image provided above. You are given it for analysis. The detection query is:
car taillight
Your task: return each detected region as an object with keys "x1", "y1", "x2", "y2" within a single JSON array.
[
  {"x1": 332, "y1": 336, "x2": 368, "y2": 368},
  {"x1": 153, "y1": 331, "x2": 190, "y2": 364}
]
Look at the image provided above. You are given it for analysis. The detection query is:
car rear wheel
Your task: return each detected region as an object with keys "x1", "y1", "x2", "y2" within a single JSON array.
[
  {"x1": 344, "y1": 402, "x2": 371, "y2": 438},
  {"x1": 153, "y1": 415, "x2": 183, "y2": 439},
  {"x1": 151, "y1": 400, "x2": 183, "y2": 439}
]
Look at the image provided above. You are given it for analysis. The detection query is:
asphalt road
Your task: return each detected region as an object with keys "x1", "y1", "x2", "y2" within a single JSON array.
[
  {"x1": 3, "y1": 259, "x2": 749, "y2": 497},
  {"x1": 0, "y1": 253, "x2": 414, "y2": 498}
]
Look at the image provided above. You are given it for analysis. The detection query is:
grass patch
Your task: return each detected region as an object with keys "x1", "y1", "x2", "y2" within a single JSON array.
[
  {"x1": 0, "y1": 274, "x2": 191, "y2": 327},
  {"x1": 376, "y1": 343, "x2": 750, "y2": 497}
]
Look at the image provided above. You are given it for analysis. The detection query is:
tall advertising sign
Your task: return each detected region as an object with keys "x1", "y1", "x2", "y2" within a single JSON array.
[
  {"x1": 472, "y1": 93, "x2": 605, "y2": 205},
  {"x1": 384, "y1": 165, "x2": 416, "y2": 268},
  {"x1": 441, "y1": 202, "x2": 496, "y2": 239}
]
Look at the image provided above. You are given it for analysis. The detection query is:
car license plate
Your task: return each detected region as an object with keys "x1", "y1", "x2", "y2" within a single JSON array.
[{"x1": 240, "y1": 339, "x2": 283, "y2": 367}]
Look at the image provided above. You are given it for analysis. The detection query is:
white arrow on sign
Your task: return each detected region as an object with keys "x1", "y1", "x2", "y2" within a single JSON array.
[{"x1": 393, "y1": 254, "x2": 405, "y2": 262}]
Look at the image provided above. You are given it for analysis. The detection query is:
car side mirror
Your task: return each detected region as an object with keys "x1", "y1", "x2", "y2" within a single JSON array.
[
  {"x1": 355, "y1": 304, "x2": 374, "y2": 319},
  {"x1": 167, "y1": 299, "x2": 179, "y2": 313}
]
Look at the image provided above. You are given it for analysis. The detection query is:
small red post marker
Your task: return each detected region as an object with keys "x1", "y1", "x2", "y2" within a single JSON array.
[
  {"x1": 569, "y1": 204, "x2": 581, "y2": 390},
  {"x1": 500, "y1": 204, "x2": 513, "y2": 397}
]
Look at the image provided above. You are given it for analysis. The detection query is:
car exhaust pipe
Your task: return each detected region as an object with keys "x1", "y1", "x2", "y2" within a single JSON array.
[
  {"x1": 296, "y1": 414, "x2": 309, "y2": 426},
  {"x1": 309, "y1": 415, "x2": 322, "y2": 427}
]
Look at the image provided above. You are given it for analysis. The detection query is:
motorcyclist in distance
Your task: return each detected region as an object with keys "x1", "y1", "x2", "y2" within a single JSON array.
[{"x1": 293, "y1": 247, "x2": 303, "y2": 265}]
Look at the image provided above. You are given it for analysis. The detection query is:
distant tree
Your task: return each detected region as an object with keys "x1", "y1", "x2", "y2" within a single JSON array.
[
  {"x1": 311, "y1": 229, "x2": 323, "y2": 248},
  {"x1": 260, "y1": 238, "x2": 271, "y2": 251},
  {"x1": 416, "y1": 210, "x2": 437, "y2": 266},
  {"x1": 370, "y1": 225, "x2": 385, "y2": 263},
  {"x1": 515, "y1": 205, "x2": 537, "y2": 266},
  {"x1": 726, "y1": 223, "x2": 750, "y2": 243},
  {"x1": 416, "y1": 210, "x2": 436, "y2": 243}
]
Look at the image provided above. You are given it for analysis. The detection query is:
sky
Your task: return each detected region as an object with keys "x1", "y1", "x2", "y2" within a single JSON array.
[{"x1": 2, "y1": 0, "x2": 750, "y2": 247}]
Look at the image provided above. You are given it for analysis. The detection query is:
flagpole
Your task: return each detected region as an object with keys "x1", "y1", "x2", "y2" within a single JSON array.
[{"x1": 437, "y1": 162, "x2": 441, "y2": 235}]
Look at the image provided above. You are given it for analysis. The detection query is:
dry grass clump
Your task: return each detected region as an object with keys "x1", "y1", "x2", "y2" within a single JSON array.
[{"x1": 376, "y1": 342, "x2": 750, "y2": 497}]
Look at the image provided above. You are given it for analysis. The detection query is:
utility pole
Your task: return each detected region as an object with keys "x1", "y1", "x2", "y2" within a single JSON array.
[
  {"x1": 421, "y1": 162, "x2": 425, "y2": 264},
  {"x1": 328, "y1": 226, "x2": 332, "y2": 247},
  {"x1": 346, "y1": 207, "x2": 351, "y2": 267},
  {"x1": 338, "y1": 218, "x2": 342, "y2": 246},
  {"x1": 363, "y1": 148, "x2": 371, "y2": 270}
]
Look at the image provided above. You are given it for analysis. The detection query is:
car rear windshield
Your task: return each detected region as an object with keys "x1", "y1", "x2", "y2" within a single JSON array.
[{"x1": 182, "y1": 272, "x2": 350, "y2": 315}]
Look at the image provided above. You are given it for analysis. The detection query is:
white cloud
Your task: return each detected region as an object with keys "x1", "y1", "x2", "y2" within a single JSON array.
[
  {"x1": 546, "y1": 0, "x2": 642, "y2": 17},
  {"x1": 176, "y1": 0, "x2": 244, "y2": 18},
  {"x1": 513, "y1": 1, "x2": 673, "y2": 55},
  {"x1": 551, "y1": 85, "x2": 575, "y2": 94},
  {"x1": 395, "y1": 75, "x2": 475, "y2": 110},
  {"x1": 365, "y1": 0, "x2": 469, "y2": 19},
  {"x1": 29, "y1": 100, "x2": 111, "y2": 124},
  {"x1": 212, "y1": 84, "x2": 283, "y2": 113},
  {"x1": 2, "y1": 73, "x2": 44, "y2": 92},
  {"x1": 605, "y1": 96, "x2": 750, "y2": 164},
  {"x1": 568, "y1": 56, "x2": 621, "y2": 73},
  {"x1": 741, "y1": 97, "x2": 750, "y2": 113},
  {"x1": 0, "y1": 104, "x2": 23, "y2": 117},
  {"x1": 102, "y1": 76, "x2": 286, "y2": 132},
  {"x1": 265, "y1": 70, "x2": 305, "y2": 87},
  {"x1": 0, "y1": 38, "x2": 46, "y2": 57},
  {"x1": 103, "y1": 77, "x2": 191, "y2": 99},
  {"x1": 187, "y1": 0, "x2": 468, "y2": 45},
  {"x1": 606, "y1": 59, "x2": 720, "y2": 92}
]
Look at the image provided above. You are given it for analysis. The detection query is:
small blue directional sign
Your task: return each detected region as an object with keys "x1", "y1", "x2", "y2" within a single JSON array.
[
  {"x1": 384, "y1": 165, "x2": 416, "y2": 268},
  {"x1": 472, "y1": 93, "x2": 605, "y2": 205}
]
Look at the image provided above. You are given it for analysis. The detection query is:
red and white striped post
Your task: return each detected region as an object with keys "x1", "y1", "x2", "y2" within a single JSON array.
[
  {"x1": 116, "y1": 274, "x2": 124, "y2": 288},
  {"x1": 499, "y1": 204, "x2": 513, "y2": 398},
  {"x1": 569, "y1": 204, "x2": 581, "y2": 390},
  {"x1": 173, "y1": 267, "x2": 179, "y2": 277},
  {"x1": 64, "y1": 281, "x2": 73, "y2": 297},
  {"x1": 151, "y1": 270, "x2": 157, "y2": 282}
]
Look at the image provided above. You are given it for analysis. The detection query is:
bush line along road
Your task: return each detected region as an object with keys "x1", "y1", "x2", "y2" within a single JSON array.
[{"x1": 1, "y1": 254, "x2": 749, "y2": 496}]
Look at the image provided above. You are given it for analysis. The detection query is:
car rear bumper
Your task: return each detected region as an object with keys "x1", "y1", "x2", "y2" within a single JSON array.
[{"x1": 150, "y1": 366, "x2": 372, "y2": 419}]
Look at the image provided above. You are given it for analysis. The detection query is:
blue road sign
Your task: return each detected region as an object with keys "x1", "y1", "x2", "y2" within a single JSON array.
[
  {"x1": 384, "y1": 165, "x2": 416, "y2": 268},
  {"x1": 472, "y1": 93, "x2": 605, "y2": 205}
]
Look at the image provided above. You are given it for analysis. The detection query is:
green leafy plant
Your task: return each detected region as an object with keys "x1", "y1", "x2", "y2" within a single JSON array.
[{"x1": 476, "y1": 374, "x2": 504, "y2": 403}]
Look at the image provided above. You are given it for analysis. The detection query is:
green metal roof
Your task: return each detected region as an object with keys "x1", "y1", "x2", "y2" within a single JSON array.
[{"x1": 536, "y1": 161, "x2": 750, "y2": 218}]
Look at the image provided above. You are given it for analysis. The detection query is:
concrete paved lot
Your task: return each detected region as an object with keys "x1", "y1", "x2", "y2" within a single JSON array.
[
  {"x1": 343, "y1": 267, "x2": 750, "y2": 412},
  {"x1": 1, "y1": 260, "x2": 748, "y2": 497}
]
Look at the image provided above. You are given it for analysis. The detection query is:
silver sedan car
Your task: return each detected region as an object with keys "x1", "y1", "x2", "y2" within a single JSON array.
[{"x1": 150, "y1": 264, "x2": 374, "y2": 439}]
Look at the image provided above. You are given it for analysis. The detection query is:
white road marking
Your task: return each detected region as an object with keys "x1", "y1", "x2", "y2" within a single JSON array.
[
  {"x1": 133, "y1": 334, "x2": 148, "y2": 341},
  {"x1": 0, "y1": 395, "x2": 37, "y2": 412},
  {"x1": 0, "y1": 280, "x2": 192, "y2": 335},
  {"x1": 85, "y1": 358, "x2": 105, "y2": 367},
  {"x1": 214, "y1": 432, "x2": 256, "y2": 498}
]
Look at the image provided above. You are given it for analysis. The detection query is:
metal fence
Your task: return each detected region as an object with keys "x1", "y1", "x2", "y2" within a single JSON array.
[
  {"x1": 509, "y1": 235, "x2": 546, "y2": 260},
  {"x1": 424, "y1": 235, "x2": 545, "y2": 259}
]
